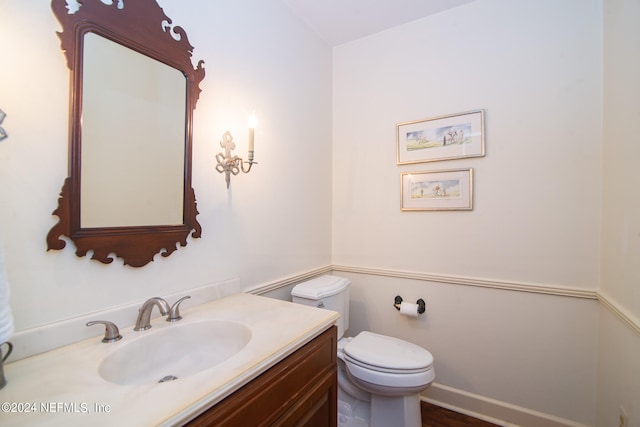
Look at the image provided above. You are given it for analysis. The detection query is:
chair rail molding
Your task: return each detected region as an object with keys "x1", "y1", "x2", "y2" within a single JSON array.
[
  {"x1": 331, "y1": 264, "x2": 598, "y2": 299},
  {"x1": 245, "y1": 265, "x2": 333, "y2": 295},
  {"x1": 597, "y1": 290, "x2": 640, "y2": 335},
  {"x1": 331, "y1": 264, "x2": 639, "y2": 337}
]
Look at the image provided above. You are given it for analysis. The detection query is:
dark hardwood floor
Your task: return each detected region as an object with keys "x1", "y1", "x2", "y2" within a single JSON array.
[{"x1": 421, "y1": 401, "x2": 500, "y2": 427}]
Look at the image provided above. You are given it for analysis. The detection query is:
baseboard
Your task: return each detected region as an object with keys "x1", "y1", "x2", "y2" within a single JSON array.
[{"x1": 422, "y1": 383, "x2": 589, "y2": 427}]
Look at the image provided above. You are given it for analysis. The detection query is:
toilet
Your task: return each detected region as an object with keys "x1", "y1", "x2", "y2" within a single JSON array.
[{"x1": 291, "y1": 275, "x2": 435, "y2": 427}]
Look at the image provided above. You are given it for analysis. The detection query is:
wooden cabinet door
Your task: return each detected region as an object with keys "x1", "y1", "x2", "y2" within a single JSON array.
[
  {"x1": 186, "y1": 326, "x2": 337, "y2": 427},
  {"x1": 272, "y1": 368, "x2": 337, "y2": 427}
]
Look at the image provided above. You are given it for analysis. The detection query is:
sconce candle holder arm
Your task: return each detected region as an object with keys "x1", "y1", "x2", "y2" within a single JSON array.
[
  {"x1": 215, "y1": 131, "x2": 257, "y2": 188},
  {"x1": 0, "y1": 109, "x2": 7, "y2": 141}
]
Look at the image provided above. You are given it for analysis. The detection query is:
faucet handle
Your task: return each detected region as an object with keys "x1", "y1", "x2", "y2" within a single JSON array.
[
  {"x1": 86, "y1": 320, "x2": 122, "y2": 343},
  {"x1": 167, "y1": 296, "x2": 191, "y2": 322}
]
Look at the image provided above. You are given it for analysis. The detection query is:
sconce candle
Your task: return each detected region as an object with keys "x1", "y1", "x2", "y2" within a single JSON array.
[{"x1": 248, "y1": 114, "x2": 256, "y2": 161}]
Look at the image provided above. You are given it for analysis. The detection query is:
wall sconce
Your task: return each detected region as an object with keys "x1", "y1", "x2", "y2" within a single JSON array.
[
  {"x1": 0, "y1": 109, "x2": 7, "y2": 141},
  {"x1": 215, "y1": 114, "x2": 257, "y2": 188}
]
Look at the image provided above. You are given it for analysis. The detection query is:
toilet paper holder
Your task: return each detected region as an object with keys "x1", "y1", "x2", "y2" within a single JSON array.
[{"x1": 394, "y1": 295, "x2": 426, "y2": 314}]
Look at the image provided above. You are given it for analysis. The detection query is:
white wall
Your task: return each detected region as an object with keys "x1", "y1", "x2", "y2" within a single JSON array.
[
  {"x1": 0, "y1": 0, "x2": 332, "y2": 330},
  {"x1": 333, "y1": 0, "x2": 602, "y2": 287},
  {"x1": 332, "y1": 0, "x2": 602, "y2": 424},
  {"x1": 596, "y1": 306, "x2": 640, "y2": 427},
  {"x1": 599, "y1": 0, "x2": 640, "y2": 425},
  {"x1": 601, "y1": 0, "x2": 640, "y2": 334}
]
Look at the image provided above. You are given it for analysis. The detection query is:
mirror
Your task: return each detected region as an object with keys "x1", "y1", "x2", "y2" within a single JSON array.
[
  {"x1": 81, "y1": 33, "x2": 186, "y2": 228},
  {"x1": 47, "y1": 0, "x2": 205, "y2": 267}
]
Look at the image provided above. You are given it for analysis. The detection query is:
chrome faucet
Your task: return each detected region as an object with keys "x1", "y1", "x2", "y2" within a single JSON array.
[{"x1": 134, "y1": 297, "x2": 170, "y2": 331}]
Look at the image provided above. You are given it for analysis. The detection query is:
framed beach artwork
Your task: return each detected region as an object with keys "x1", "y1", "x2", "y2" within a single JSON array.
[
  {"x1": 396, "y1": 110, "x2": 484, "y2": 165},
  {"x1": 401, "y1": 169, "x2": 473, "y2": 211}
]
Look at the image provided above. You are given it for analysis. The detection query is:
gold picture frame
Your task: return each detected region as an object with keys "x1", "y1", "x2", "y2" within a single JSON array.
[
  {"x1": 397, "y1": 110, "x2": 484, "y2": 165},
  {"x1": 401, "y1": 169, "x2": 473, "y2": 211}
]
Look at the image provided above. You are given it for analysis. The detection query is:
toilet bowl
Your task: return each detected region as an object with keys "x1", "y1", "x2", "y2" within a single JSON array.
[{"x1": 291, "y1": 275, "x2": 435, "y2": 427}]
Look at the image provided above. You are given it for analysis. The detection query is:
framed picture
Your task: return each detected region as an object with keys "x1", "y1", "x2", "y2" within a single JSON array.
[
  {"x1": 396, "y1": 110, "x2": 484, "y2": 165},
  {"x1": 401, "y1": 168, "x2": 473, "y2": 211}
]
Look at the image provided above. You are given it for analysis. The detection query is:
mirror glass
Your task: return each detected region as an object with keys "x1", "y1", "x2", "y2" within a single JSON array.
[{"x1": 81, "y1": 33, "x2": 186, "y2": 228}]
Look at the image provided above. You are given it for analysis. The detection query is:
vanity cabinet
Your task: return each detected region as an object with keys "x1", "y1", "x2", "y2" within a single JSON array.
[{"x1": 186, "y1": 326, "x2": 337, "y2": 427}]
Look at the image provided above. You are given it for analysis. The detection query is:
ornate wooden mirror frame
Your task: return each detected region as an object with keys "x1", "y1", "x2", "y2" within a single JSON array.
[{"x1": 47, "y1": 0, "x2": 205, "y2": 267}]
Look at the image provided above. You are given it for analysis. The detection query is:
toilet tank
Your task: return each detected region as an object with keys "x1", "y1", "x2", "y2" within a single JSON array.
[{"x1": 291, "y1": 275, "x2": 350, "y2": 339}]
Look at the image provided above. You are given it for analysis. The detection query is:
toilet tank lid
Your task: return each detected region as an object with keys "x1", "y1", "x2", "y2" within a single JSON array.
[{"x1": 291, "y1": 275, "x2": 350, "y2": 299}]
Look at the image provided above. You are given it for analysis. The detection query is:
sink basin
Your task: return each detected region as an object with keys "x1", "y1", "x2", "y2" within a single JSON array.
[{"x1": 99, "y1": 320, "x2": 252, "y2": 385}]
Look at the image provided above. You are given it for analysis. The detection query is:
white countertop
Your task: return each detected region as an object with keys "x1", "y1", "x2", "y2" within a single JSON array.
[{"x1": 0, "y1": 293, "x2": 338, "y2": 426}]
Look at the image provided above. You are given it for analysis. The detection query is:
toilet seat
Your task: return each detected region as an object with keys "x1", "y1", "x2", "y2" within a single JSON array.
[
  {"x1": 344, "y1": 331, "x2": 433, "y2": 373},
  {"x1": 342, "y1": 332, "x2": 435, "y2": 389}
]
